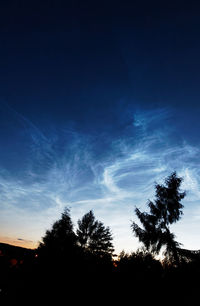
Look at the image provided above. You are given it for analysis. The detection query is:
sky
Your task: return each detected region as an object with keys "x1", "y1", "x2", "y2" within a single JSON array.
[{"x1": 0, "y1": 0, "x2": 200, "y2": 254}]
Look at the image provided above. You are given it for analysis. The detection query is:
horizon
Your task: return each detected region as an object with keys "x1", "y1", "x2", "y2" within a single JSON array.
[{"x1": 0, "y1": 1, "x2": 200, "y2": 255}]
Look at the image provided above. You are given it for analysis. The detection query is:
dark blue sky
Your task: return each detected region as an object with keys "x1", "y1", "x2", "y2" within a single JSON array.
[{"x1": 0, "y1": 1, "x2": 200, "y2": 252}]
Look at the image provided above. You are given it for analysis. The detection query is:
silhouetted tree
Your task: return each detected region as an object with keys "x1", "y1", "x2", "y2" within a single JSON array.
[
  {"x1": 37, "y1": 207, "x2": 80, "y2": 277},
  {"x1": 131, "y1": 172, "x2": 186, "y2": 264},
  {"x1": 39, "y1": 207, "x2": 77, "y2": 251},
  {"x1": 77, "y1": 210, "x2": 114, "y2": 258},
  {"x1": 117, "y1": 248, "x2": 162, "y2": 279}
]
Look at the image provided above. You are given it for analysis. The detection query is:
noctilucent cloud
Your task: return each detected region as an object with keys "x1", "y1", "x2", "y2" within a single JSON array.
[{"x1": 0, "y1": 1, "x2": 200, "y2": 253}]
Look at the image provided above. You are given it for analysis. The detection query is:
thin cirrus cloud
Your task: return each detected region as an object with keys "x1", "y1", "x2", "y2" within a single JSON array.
[{"x1": 0, "y1": 105, "x2": 200, "y2": 252}]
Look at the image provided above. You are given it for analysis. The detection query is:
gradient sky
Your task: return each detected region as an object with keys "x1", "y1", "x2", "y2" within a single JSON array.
[{"x1": 0, "y1": 1, "x2": 200, "y2": 254}]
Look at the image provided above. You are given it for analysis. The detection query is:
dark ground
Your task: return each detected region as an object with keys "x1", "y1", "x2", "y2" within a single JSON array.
[{"x1": 0, "y1": 243, "x2": 199, "y2": 305}]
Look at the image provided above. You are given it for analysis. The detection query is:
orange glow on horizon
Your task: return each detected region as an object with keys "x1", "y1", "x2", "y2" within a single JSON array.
[{"x1": 0, "y1": 235, "x2": 38, "y2": 249}]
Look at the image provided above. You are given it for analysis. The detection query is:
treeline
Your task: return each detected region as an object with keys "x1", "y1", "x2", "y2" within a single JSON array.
[{"x1": 1, "y1": 172, "x2": 200, "y2": 304}]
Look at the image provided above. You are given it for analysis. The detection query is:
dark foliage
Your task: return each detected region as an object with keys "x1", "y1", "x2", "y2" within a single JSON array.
[
  {"x1": 0, "y1": 210, "x2": 116, "y2": 304},
  {"x1": 1, "y1": 242, "x2": 200, "y2": 304},
  {"x1": 77, "y1": 210, "x2": 114, "y2": 257},
  {"x1": 38, "y1": 207, "x2": 78, "y2": 265},
  {"x1": 117, "y1": 248, "x2": 163, "y2": 281},
  {"x1": 132, "y1": 172, "x2": 186, "y2": 263}
]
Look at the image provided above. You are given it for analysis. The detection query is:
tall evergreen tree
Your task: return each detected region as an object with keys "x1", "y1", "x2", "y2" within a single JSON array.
[
  {"x1": 38, "y1": 207, "x2": 77, "y2": 259},
  {"x1": 77, "y1": 210, "x2": 114, "y2": 257},
  {"x1": 131, "y1": 172, "x2": 186, "y2": 263}
]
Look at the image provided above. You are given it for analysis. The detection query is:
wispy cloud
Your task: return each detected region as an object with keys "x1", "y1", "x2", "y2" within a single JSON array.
[
  {"x1": 0, "y1": 106, "x2": 200, "y2": 253},
  {"x1": 97, "y1": 108, "x2": 200, "y2": 251}
]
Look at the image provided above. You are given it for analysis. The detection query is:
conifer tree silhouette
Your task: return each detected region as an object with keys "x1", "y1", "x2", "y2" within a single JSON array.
[
  {"x1": 77, "y1": 210, "x2": 114, "y2": 258},
  {"x1": 38, "y1": 207, "x2": 78, "y2": 273},
  {"x1": 39, "y1": 207, "x2": 77, "y2": 252},
  {"x1": 131, "y1": 172, "x2": 186, "y2": 264}
]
